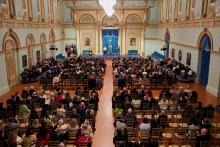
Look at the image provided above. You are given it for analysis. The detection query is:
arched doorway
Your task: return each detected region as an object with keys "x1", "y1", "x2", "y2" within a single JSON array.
[
  {"x1": 165, "y1": 29, "x2": 170, "y2": 59},
  {"x1": 5, "y1": 40, "x2": 17, "y2": 87},
  {"x1": 26, "y1": 34, "x2": 35, "y2": 66},
  {"x1": 49, "y1": 29, "x2": 56, "y2": 57},
  {"x1": 197, "y1": 31, "x2": 212, "y2": 87},
  {"x1": 40, "y1": 33, "x2": 46, "y2": 59},
  {"x1": 2, "y1": 29, "x2": 20, "y2": 87}
]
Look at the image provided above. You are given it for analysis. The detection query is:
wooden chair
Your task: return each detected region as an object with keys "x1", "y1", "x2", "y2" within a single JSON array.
[
  {"x1": 178, "y1": 118, "x2": 189, "y2": 128},
  {"x1": 168, "y1": 118, "x2": 178, "y2": 128},
  {"x1": 162, "y1": 128, "x2": 174, "y2": 141},
  {"x1": 151, "y1": 128, "x2": 161, "y2": 141},
  {"x1": 127, "y1": 127, "x2": 136, "y2": 142},
  {"x1": 65, "y1": 141, "x2": 75, "y2": 147},
  {"x1": 78, "y1": 141, "x2": 89, "y2": 147},
  {"x1": 174, "y1": 128, "x2": 187, "y2": 141},
  {"x1": 126, "y1": 117, "x2": 136, "y2": 128},
  {"x1": 115, "y1": 141, "x2": 127, "y2": 147},
  {"x1": 49, "y1": 141, "x2": 59, "y2": 147},
  {"x1": 69, "y1": 131, "x2": 77, "y2": 140},
  {"x1": 200, "y1": 141, "x2": 211, "y2": 147},
  {"x1": 211, "y1": 117, "x2": 220, "y2": 128}
]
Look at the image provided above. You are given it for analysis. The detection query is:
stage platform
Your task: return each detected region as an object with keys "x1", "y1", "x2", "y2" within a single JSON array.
[{"x1": 80, "y1": 54, "x2": 141, "y2": 59}]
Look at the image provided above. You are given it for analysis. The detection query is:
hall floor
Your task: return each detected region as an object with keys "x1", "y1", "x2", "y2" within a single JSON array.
[{"x1": 0, "y1": 60, "x2": 220, "y2": 147}]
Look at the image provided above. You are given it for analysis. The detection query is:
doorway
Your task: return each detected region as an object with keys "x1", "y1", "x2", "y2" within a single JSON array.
[
  {"x1": 102, "y1": 29, "x2": 119, "y2": 56},
  {"x1": 5, "y1": 40, "x2": 17, "y2": 87},
  {"x1": 198, "y1": 34, "x2": 211, "y2": 87}
]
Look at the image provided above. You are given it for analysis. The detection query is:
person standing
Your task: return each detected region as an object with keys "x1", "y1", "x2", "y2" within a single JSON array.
[
  {"x1": 103, "y1": 46, "x2": 107, "y2": 56},
  {"x1": 117, "y1": 46, "x2": 120, "y2": 56}
]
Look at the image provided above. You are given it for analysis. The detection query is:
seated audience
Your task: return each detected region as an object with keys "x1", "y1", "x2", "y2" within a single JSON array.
[{"x1": 139, "y1": 118, "x2": 151, "y2": 136}]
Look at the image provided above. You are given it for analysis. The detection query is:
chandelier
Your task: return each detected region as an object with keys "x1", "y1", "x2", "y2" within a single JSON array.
[{"x1": 99, "y1": 0, "x2": 116, "y2": 17}]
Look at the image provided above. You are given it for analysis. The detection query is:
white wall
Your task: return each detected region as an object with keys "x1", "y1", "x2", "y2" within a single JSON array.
[
  {"x1": 144, "y1": 27, "x2": 220, "y2": 97},
  {"x1": 0, "y1": 27, "x2": 64, "y2": 96},
  {"x1": 144, "y1": 28, "x2": 166, "y2": 55},
  {"x1": 207, "y1": 53, "x2": 220, "y2": 96},
  {"x1": 0, "y1": 54, "x2": 9, "y2": 94}
]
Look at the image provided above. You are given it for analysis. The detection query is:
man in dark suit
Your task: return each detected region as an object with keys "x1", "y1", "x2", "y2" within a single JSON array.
[{"x1": 195, "y1": 128, "x2": 211, "y2": 147}]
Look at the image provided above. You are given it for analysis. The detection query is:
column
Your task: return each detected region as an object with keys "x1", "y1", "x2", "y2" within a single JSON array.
[
  {"x1": 186, "y1": 0, "x2": 191, "y2": 19},
  {"x1": 95, "y1": 28, "x2": 99, "y2": 55},
  {"x1": 48, "y1": 0, "x2": 52, "y2": 22},
  {"x1": 202, "y1": 0, "x2": 208, "y2": 18},
  {"x1": 118, "y1": 28, "x2": 121, "y2": 55},
  {"x1": 40, "y1": 0, "x2": 45, "y2": 21},
  {"x1": 160, "y1": 0, "x2": 164, "y2": 23},
  {"x1": 27, "y1": 0, "x2": 33, "y2": 20},
  {"x1": 99, "y1": 28, "x2": 103, "y2": 55},
  {"x1": 56, "y1": 0, "x2": 60, "y2": 23},
  {"x1": 122, "y1": 27, "x2": 126, "y2": 55},
  {"x1": 174, "y1": 0, "x2": 179, "y2": 21},
  {"x1": 76, "y1": 29, "x2": 80, "y2": 55},
  {"x1": 8, "y1": 0, "x2": 15, "y2": 18},
  {"x1": 140, "y1": 30, "x2": 144, "y2": 56}
]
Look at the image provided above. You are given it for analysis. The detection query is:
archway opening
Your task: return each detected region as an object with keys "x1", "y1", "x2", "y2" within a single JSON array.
[
  {"x1": 3, "y1": 30, "x2": 20, "y2": 87},
  {"x1": 4, "y1": 40, "x2": 18, "y2": 87},
  {"x1": 198, "y1": 34, "x2": 211, "y2": 87}
]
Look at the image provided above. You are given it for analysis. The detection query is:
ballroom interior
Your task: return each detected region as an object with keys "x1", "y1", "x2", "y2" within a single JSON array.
[{"x1": 0, "y1": 0, "x2": 220, "y2": 147}]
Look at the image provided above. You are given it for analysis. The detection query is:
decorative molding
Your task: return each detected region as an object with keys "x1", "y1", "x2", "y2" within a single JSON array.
[
  {"x1": 144, "y1": 37, "x2": 220, "y2": 55},
  {"x1": 206, "y1": 84, "x2": 218, "y2": 97},
  {"x1": 2, "y1": 29, "x2": 21, "y2": 53},
  {"x1": 170, "y1": 41, "x2": 198, "y2": 50},
  {"x1": 211, "y1": 51, "x2": 220, "y2": 56},
  {"x1": 65, "y1": 38, "x2": 77, "y2": 40},
  {"x1": 146, "y1": 18, "x2": 220, "y2": 28},
  {"x1": 17, "y1": 39, "x2": 65, "y2": 51},
  {"x1": 0, "y1": 85, "x2": 10, "y2": 96},
  {"x1": 144, "y1": 37, "x2": 197, "y2": 49},
  {"x1": 197, "y1": 28, "x2": 213, "y2": 51},
  {"x1": 0, "y1": 19, "x2": 62, "y2": 28}
]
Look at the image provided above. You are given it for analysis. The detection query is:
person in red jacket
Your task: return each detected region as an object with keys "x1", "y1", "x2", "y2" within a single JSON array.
[
  {"x1": 37, "y1": 124, "x2": 51, "y2": 146},
  {"x1": 55, "y1": 92, "x2": 63, "y2": 102}
]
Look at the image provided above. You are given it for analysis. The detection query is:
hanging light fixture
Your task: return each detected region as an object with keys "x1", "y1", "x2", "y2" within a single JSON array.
[{"x1": 99, "y1": 0, "x2": 116, "y2": 17}]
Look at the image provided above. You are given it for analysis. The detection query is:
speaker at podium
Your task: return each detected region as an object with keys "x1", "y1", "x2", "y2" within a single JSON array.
[{"x1": 89, "y1": 50, "x2": 92, "y2": 56}]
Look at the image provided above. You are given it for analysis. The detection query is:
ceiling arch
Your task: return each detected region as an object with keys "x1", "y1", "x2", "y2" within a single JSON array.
[
  {"x1": 79, "y1": 14, "x2": 95, "y2": 24},
  {"x1": 125, "y1": 14, "x2": 142, "y2": 24}
]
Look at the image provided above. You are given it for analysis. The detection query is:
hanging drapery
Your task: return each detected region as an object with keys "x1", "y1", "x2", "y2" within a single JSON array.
[
  {"x1": 102, "y1": 29, "x2": 118, "y2": 55},
  {"x1": 200, "y1": 35, "x2": 211, "y2": 86}
]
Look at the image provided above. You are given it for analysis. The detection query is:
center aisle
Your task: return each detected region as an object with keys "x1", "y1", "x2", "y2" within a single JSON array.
[{"x1": 92, "y1": 60, "x2": 115, "y2": 147}]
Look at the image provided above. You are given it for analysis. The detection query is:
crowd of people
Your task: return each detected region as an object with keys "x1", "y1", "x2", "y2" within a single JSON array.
[
  {"x1": 41, "y1": 57, "x2": 106, "y2": 90},
  {"x1": 112, "y1": 57, "x2": 216, "y2": 147},
  {"x1": 2, "y1": 55, "x2": 218, "y2": 147},
  {"x1": 21, "y1": 57, "x2": 58, "y2": 83},
  {"x1": 112, "y1": 57, "x2": 175, "y2": 90},
  {"x1": 163, "y1": 58, "x2": 195, "y2": 82},
  {"x1": 0, "y1": 84, "x2": 100, "y2": 146}
]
